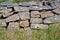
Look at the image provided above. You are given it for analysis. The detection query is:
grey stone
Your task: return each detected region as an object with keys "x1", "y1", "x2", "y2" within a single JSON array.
[
  {"x1": 2, "y1": 12, "x2": 13, "y2": 17},
  {"x1": 19, "y1": 2, "x2": 30, "y2": 6},
  {"x1": 42, "y1": 6, "x2": 54, "y2": 10},
  {"x1": 54, "y1": 2, "x2": 60, "y2": 8},
  {"x1": 0, "y1": 19, "x2": 6, "y2": 27},
  {"x1": 38, "y1": 2, "x2": 43, "y2": 7},
  {"x1": 18, "y1": 12, "x2": 30, "y2": 20},
  {"x1": 20, "y1": 20, "x2": 29, "y2": 27},
  {"x1": 30, "y1": 24, "x2": 48, "y2": 29},
  {"x1": 30, "y1": 6, "x2": 41, "y2": 10},
  {"x1": 31, "y1": 14, "x2": 40, "y2": 18},
  {"x1": 40, "y1": 11, "x2": 54, "y2": 18},
  {"x1": 44, "y1": 15, "x2": 60, "y2": 24},
  {"x1": 5, "y1": 14, "x2": 20, "y2": 22},
  {"x1": 52, "y1": 8, "x2": 60, "y2": 14},
  {"x1": 0, "y1": 1, "x2": 14, "y2": 7},
  {"x1": 30, "y1": 18, "x2": 42, "y2": 24},
  {"x1": 0, "y1": 14, "x2": 2, "y2": 18},
  {"x1": 31, "y1": 11, "x2": 40, "y2": 14},
  {"x1": 0, "y1": 7, "x2": 7, "y2": 10},
  {"x1": 7, "y1": 22, "x2": 19, "y2": 31},
  {"x1": 28, "y1": 1, "x2": 38, "y2": 6},
  {"x1": 0, "y1": 9, "x2": 12, "y2": 13},
  {"x1": 14, "y1": 6, "x2": 29, "y2": 12}
]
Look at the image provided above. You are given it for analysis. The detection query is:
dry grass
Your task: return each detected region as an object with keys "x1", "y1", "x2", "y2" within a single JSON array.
[{"x1": 0, "y1": 23, "x2": 60, "y2": 40}]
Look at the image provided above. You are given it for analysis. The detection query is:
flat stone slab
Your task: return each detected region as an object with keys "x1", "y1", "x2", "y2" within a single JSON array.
[
  {"x1": 7, "y1": 22, "x2": 19, "y2": 31},
  {"x1": 20, "y1": 20, "x2": 29, "y2": 27},
  {"x1": 30, "y1": 18, "x2": 42, "y2": 24},
  {"x1": 14, "y1": 6, "x2": 29, "y2": 12},
  {"x1": 31, "y1": 11, "x2": 40, "y2": 14},
  {"x1": 31, "y1": 24, "x2": 48, "y2": 29},
  {"x1": 40, "y1": 11, "x2": 54, "y2": 18},
  {"x1": 2, "y1": 12, "x2": 13, "y2": 17},
  {"x1": 5, "y1": 14, "x2": 20, "y2": 22},
  {"x1": 52, "y1": 8, "x2": 60, "y2": 14},
  {"x1": 44, "y1": 15, "x2": 60, "y2": 24},
  {"x1": 0, "y1": 9, "x2": 12, "y2": 13},
  {"x1": 18, "y1": 12, "x2": 30, "y2": 20}
]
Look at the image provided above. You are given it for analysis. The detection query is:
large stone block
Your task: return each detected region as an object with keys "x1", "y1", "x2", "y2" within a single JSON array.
[
  {"x1": 2, "y1": 12, "x2": 13, "y2": 17},
  {"x1": 14, "y1": 6, "x2": 29, "y2": 12},
  {"x1": 0, "y1": 8, "x2": 12, "y2": 13},
  {"x1": 52, "y1": 8, "x2": 60, "y2": 14},
  {"x1": 18, "y1": 12, "x2": 30, "y2": 20},
  {"x1": 31, "y1": 14, "x2": 40, "y2": 18},
  {"x1": 31, "y1": 11, "x2": 40, "y2": 14},
  {"x1": 0, "y1": 7, "x2": 7, "y2": 10},
  {"x1": 0, "y1": 14, "x2": 2, "y2": 18},
  {"x1": 30, "y1": 6, "x2": 41, "y2": 10},
  {"x1": 20, "y1": 20, "x2": 29, "y2": 27},
  {"x1": 30, "y1": 24, "x2": 48, "y2": 29},
  {"x1": 44, "y1": 15, "x2": 60, "y2": 24},
  {"x1": 0, "y1": 19, "x2": 6, "y2": 27},
  {"x1": 40, "y1": 11, "x2": 54, "y2": 18},
  {"x1": 30, "y1": 18, "x2": 42, "y2": 24},
  {"x1": 7, "y1": 22, "x2": 19, "y2": 31},
  {"x1": 5, "y1": 14, "x2": 20, "y2": 22}
]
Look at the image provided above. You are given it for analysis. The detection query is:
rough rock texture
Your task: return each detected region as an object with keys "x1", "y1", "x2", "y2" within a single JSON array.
[
  {"x1": 40, "y1": 11, "x2": 54, "y2": 18},
  {"x1": 0, "y1": 1, "x2": 60, "y2": 30},
  {"x1": 20, "y1": 20, "x2": 29, "y2": 27},
  {"x1": 7, "y1": 22, "x2": 19, "y2": 31},
  {"x1": 31, "y1": 14, "x2": 40, "y2": 18},
  {"x1": 0, "y1": 14, "x2": 2, "y2": 18},
  {"x1": 31, "y1": 11, "x2": 40, "y2": 18},
  {"x1": 5, "y1": 14, "x2": 20, "y2": 22},
  {"x1": 44, "y1": 15, "x2": 60, "y2": 24},
  {"x1": 31, "y1": 24, "x2": 48, "y2": 29},
  {"x1": 0, "y1": 19, "x2": 6, "y2": 27},
  {"x1": 18, "y1": 12, "x2": 30, "y2": 20},
  {"x1": 30, "y1": 18, "x2": 42, "y2": 24},
  {"x1": 52, "y1": 8, "x2": 60, "y2": 14},
  {"x1": 2, "y1": 12, "x2": 13, "y2": 17},
  {"x1": 14, "y1": 6, "x2": 29, "y2": 12},
  {"x1": 31, "y1": 11, "x2": 40, "y2": 15}
]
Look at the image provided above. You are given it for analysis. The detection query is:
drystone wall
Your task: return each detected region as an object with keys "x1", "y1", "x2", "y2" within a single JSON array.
[{"x1": 0, "y1": 1, "x2": 60, "y2": 30}]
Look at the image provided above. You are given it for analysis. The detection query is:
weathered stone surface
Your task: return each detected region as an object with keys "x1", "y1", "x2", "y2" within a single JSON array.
[
  {"x1": 52, "y1": 8, "x2": 60, "y2": 14},
  {"x1": 31, "y1": 14, "x2": 40, "y2": 18},
  {"x1": 28, "y1": 1, "x2": 38, "y2": 5},
  {"x1": 18, "y1": 12, "x2": 30, "y2": 20},
  {"x1": 5, "y1": 14, "x2": 19, "y2": 22},
  {"x1": 0, "y1": 7, "x2": 7, "y2": 10},
  {"x1": 14, "y1": 6, "x2": 29, "y2": 12},
  {"x1": 30, "y1": 18, "x2": 42, "y2": 24},
  {"x1": 44, "y1": 15, "x2": 60, "y2": 24},
  {"x1": 7, "y1": 22, "x2": 19, "y2": 31},
  {"x1": 2, "y1": 12, "x2": 13, "y2": 17},
  {"x1": 30, "y1": 6, "x2": 41, "y2": 10},
  {"x1": 31, "y1": 11, "x2": 40, "y2": 14},
  {"x1": 19, "y1": 2, "x2": 30, "y2": 6},
  {"x1": 42, "y1": 6, "x2": 53, "y2": 10},
  {"x1": 38, "y1": 2, "x2": 43, "y2": 7},
  {"x1": 20, "y1": 20, "x2": 29, "y2": 27},
  {"x1": 40, "y1": 11, "x2": 54, "y2": 18},
  {"x1": 31, "y1": 24, "x2": 48, "y2": 29},
  {"x1": 0, "y1": 14, "x2": 2, "y2": 18},
  {"x1": 0, "y1": 19, "x2": 6, "y2": 27},
  {"x1": 0, "y1": 9, "x2": 12, "y2": 13}
]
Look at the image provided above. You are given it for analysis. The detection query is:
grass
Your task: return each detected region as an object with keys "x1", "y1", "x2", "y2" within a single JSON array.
[
  {"x1": 0, "y1": 23, "x2": 60, "y2": 40},
  {"x1": 0, "y1": 0, "x2": 43, "y2": 3}
]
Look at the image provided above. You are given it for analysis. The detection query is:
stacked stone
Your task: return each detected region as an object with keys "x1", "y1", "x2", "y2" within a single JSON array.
[{"x1": 0, "y1": 1, "x2": 60, "y2": 30}]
